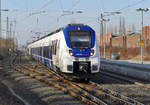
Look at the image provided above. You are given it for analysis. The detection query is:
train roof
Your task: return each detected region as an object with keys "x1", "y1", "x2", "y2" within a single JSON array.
[{"x1": 30, "y1": 23, "x2": 89, "y2": 44}]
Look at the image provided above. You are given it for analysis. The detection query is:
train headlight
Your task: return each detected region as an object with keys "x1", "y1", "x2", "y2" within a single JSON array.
[
  {"x1": 69, "y1": 50, "x2": 74, "y2": 56},
  {"x1": 90, "y1": 49, "x2": 94, "y2": 56},
  {"x1": 67, "y1": 65, "x2": 73, "y2": 71},
  {"x1": 92, "y1": 65, "x2": 98, "y2": 71}
]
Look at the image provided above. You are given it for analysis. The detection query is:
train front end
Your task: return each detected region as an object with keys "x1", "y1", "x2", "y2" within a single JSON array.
[{"x1": 61, "y1": 24, "x2": 100, "y2": 79}]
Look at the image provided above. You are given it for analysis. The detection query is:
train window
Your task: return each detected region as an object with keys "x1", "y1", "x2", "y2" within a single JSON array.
[
  {"x1": 53, "y1": 41, "x2": 55, "y2": 55},
  {"x1": 53, "y1": 40, "x2": 56, "y2": 55},
  {"x1": 44, "y1": 46, "x2": 49, "y2": 58},
  {"x1": 52, "y1": 41, "x2": 54, "y2": 55},
  {"x1": 54, "y1": 40, "x2": 57, "y2": 55},
  {"x1": 37, "y1": 47, "x2": 38, "y2": 55},
  {"x1": 68, "y1": 31, "x2": 91, "y2": 49},
  {"x1": 47, "y1": 46, "x2": 50, "y2": 58},
  {"x1": 43, "y1": 47, "x2": 45, "y2": 57},
  {"x1": 37, "y1": 47, "x2": 39, "y2": 55},
  {"x1": 39, "y1": 47, "x2": 42, "y2": 56},
  {"x1": 37, "y1": 47, "x2": 41, "y2": 56},
  {"x1": 55, "y1": 40, "x2": 58, "y2": 54},
  {"x1": 31, "y1": 48, "x2": 33, "y2": 55},
  {"x1": 41, "y1": 47, "x2": 43, "y2": 56},
  {"x1": 35, "y1": 48, "x2": 37, "y2": 55},
  {"x1": 33, "y1": 48, "x2": 34, "y2": 55},
  {"x1": 50, "y1": 46, "x2": 52, "y2": 57},
  {"x1": 50, "y1": 40, "x2": 57, "y2": 55}
]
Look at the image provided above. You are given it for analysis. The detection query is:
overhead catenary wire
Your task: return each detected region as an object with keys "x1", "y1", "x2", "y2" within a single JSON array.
[
  {"x1": 15, "y1": 0, "x2": 56, "y2": 23},
  {"x1": 38, "y1": 0, "x2": 55, "y2": 11},
  {"x1": 116, "y1": 0, "x2": 147, "y2": 11},
  {"x1": 97, "y1": 0, "x2": 105, "y2": 13},
  {"x1": 56, "y1": 0, "x2": 81, "y2": 26},
  {"x1": 69, "y1": 0, "x2": 81, "y2": 10},
  {"x1": 16, "y1": 0, "x2": 57, "y2": 34},
  {"x1": 59, "y1": 0, "x2": 64, "y2": 12}
]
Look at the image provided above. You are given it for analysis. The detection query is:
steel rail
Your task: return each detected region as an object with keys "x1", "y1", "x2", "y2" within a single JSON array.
[
  {"x1": 89, "y1": 81, "x2": 144, "y2": 105},
  {"x1": 9, "y1": 53, "x2": 145, "y2": 105},
  {"x1": 34, "y1": 64, "x2": 144, "y2": 105},
  {"x1": 14, "y1": 65, "x2": 106, "y2": 105},
  {"x1": 76, "y1": 83, "x2": 133, "y2": 105},
  {"x1": 19, "y1": 64, "x2": 144, "y2": 105},
  {"x1": 100, "y1": 70, "x2": 150, "y2": 89}
]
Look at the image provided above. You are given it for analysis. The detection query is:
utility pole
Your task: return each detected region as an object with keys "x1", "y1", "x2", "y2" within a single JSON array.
[
  {"x1": 10, "y1": 22, "x2": 13, "y2": 49},
  {"x1": 100, "y1": 13, "x2": 108, "y2": 59},
  {"x1": 13, "y1": 31, "x2": 15, "y2": 50},
  {"x1": 100, "y1": 14, "x2": 110, "y2": 59},
  {"x1": 136, "y1": 8, "x2": 149, "y2": 64},
  {"x1": 6, "y1": 17, "x2": 9, "y2": 38},
  {"x1": 13, "y1": 19, "x2": 16, "y2": 50},
  {"x1": 15, "y1": 37, "x2": 18, "y2": 50},
  {"x1": 0, "y1": 0, "x2": 1, "y2": 49},
  {"x1": 6, "y1": 16, "x2": 9, "y2": 49},
  {"x1": 100, "y1": 12, "x2": 120, "y2": 59},
  {"x1": 0, "y1": 0, "x2": 9, "y2": 51},
  {"x1": 100, "y1": 14, "x2": 103, "y2": 48}
]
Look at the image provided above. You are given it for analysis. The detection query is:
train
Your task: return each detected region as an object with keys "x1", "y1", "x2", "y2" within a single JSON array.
[{"x1": 27, "y1": 24, "x2": 100, "y2": 80}]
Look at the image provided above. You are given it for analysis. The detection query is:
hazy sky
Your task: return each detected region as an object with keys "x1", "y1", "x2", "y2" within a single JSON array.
[{"x1": 2, "y1": 0, "x2": 150, "y2": 46}]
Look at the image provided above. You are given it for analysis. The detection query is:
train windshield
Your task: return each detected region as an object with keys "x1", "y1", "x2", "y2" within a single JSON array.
[{"x1": 68, "y1": 31, "x2": 91, "y2": 49}]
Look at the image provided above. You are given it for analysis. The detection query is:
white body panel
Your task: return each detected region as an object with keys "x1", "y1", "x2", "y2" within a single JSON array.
[{"x1": 27, "y1": 26, "x2": 100, "y2": 76}]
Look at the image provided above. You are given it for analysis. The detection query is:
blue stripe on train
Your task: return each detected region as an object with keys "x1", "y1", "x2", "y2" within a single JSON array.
[
  {"x1": 63, "y1": 25, "x2": 96, "y2": 58},
  {"x1": 63, "y1": 25, "x2": 95, "y2": 48},
  {"x1": 32, "y1": 55, "x2": 52, "y2": 70},
  {"x1": 44, "y1": 59, "x2": 50, "y2": 67},
  {"x1": 40, "y1": 57, "x2": 42, "y2": 63}
]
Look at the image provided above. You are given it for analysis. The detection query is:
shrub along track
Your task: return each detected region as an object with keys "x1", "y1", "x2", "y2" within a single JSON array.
[{"x1": 11, "y1": 53, "x2": 144, "y2": 105}]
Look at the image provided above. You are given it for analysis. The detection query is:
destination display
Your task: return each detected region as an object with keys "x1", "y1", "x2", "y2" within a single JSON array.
[{"x1": 68, "y1": 31, "x2": 91, "y2": 36}]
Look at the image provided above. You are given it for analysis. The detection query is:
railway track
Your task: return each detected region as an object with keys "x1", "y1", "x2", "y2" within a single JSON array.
[
  {"x1": 8, "y1": 52, "x2": 144, "y2": 105},
  {"x1": 11, "y1": 58, "x2": 144, "y2": 105},
  {"x1": 99, "y1": 70, "x2": 150, "y2": 89}
]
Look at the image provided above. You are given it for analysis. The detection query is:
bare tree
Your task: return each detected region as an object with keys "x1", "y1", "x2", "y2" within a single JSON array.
[
  {"x1": 132, "y1": 24, "x2": 136, "y2": 33},
  {"x1": 114, "y1": 25, "x2": 118, "y2": 35},
  {"x1": 119, "y1": 16, "x2": 126, "y2": 36},
  {"x1": 122, "y1": 17, "x2": 126, "y2": 36},
  {"x1": 119, "y1": 17, "x2": 122, "y2": 35}
]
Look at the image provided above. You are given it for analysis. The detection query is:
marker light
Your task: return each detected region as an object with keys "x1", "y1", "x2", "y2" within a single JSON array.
[
  {"x1": 69, "y1": 50, "x2": 74, "y2": 56},
  {"x1": 90, "y1": 49, "x2": 94, "y2": 56}
]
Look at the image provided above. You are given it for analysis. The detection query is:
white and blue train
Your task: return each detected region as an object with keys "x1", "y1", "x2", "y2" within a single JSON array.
[{"x1": 27, "y1": 24, "x2": 100, "y2": 80}]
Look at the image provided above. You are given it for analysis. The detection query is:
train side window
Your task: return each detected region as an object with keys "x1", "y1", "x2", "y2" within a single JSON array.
[
  {"x1": 39, "y1": 47, "x2": 40, "y2": 55},
  {"x1": 31, "y1": 48, "x2": 33, "y2": 55},
  {"x1": 33, "y1": 48, "x2": 35, "y2": 55},
  {"x1": 52, "y1": 41, "x2": 53, "y2": 55},
  {"x1": 53, "y1": 40, "x2": 57, "y2": 55},
  {"x1": 37, "y1": 47, "x2": 40, "y2": 56},
  {"x1": 43, "y1": 47, "x2": 46, "y2": 57},
  {"x1": 44, "y1": 46, "x2": 49, "y2": 58},
  {"x1": 53, "y1": 41, "x2": 55, "y2": 55},
  {"x1": 35, "y1": 48, "x2": 36, "y2": 55},
  {"x1": 55, "y1": 40, "x2": 57, "y2": 55},
  {"x1": 54, "y1": 40, "x2": 56, "y2": 55},
  {"x1": 36, "y1": 47, "x2": 37, "y2": 55},
  {"x1": 51, "y1": 40, "x2": 57, "y2": 55},
  {"x1": 47, "y1": 46, "x2": 50, "y2": 58},
  {"x1": 38, "y1": 47, "x2": 40, "y2": 55},
  {"x1": 50, "y1": 46, "x2": 52, "y2": 57},
  {"x1": 40, "y1": 47, "x2": 42, "y2": 56}
]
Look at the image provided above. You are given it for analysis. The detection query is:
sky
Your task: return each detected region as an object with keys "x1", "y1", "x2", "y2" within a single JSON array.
[{"x1": 1, "y1": 0, "x2": 150, "y2": 47}]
